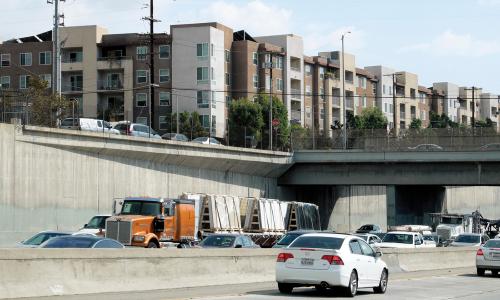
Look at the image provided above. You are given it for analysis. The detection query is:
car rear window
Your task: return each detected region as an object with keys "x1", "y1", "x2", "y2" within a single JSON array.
[
  {"x1": 289, "y1": 236, "x2": 344, "y2": 250},
  {"x1": 455, "y1": 235, "x2": 480, "y2": 243},
  {"x1": 483, "y1": 240, "x2": 500, "y2": 248}
]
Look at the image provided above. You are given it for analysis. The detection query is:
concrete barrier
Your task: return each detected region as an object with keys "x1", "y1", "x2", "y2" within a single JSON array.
[{"x1": 0, "y1": 247, "x2": 477, "y2": 299}]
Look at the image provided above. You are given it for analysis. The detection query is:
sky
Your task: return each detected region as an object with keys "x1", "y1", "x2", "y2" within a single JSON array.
[{"x1": 1, "y1": 0, "x2": 499, "y2": 93}]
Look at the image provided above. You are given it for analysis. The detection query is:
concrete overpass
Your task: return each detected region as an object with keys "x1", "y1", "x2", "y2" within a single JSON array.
[{"x1": 278, "y1": 150, "x2": 500, "y2": 186}]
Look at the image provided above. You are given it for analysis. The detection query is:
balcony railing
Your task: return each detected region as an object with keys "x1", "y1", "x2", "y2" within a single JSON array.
[
  {"x1": 291, "y1": 89, "x2": 301, "y2": 99},
  {"x1": 400, "y1": 112, "x2": 406, "y2": 119},
  {"x1": 62, "y1": 84, "x2": 83, "y2": 92},
  {"x1": 333, "y1": 97, "x2": 341, "y2": 107},
  {"x1": 97, "y1": 80, "x2": 123, "y2": 91},
  {"x1": 346, "y1": 98, "x2": 354, "y2": 109},
  {"x1": 97, "y1": 56, "x2": 132, "y2": 61},
  {"x1": 291, "y1": 66, "x2": 301, "y2": 72},
  {"x1": 291, "y1": 110, "x2": 302, "y2": 121}
]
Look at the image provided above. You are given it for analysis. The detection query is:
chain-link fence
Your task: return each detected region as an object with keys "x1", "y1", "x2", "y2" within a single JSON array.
[{"x1": 291, "y1": 128, "x2": 500, "y2": 152}]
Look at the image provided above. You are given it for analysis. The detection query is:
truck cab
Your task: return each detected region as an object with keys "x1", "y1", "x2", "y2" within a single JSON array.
[{"x1": 105, "y1": 197, "x2": 197, "y2": 248}]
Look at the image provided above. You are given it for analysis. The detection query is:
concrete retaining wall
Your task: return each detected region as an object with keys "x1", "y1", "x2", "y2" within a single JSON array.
[
  {"x1": 445, "y1": 186, "x2": 500, "y2": 219},
  {"x1": 0, "y1": 247, "x2": 477, "y2": 299}
]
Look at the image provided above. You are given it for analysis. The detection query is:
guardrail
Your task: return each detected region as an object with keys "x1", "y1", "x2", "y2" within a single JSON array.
[{"x1": 0, "y1": 247, "x2": 476, "y2": 299}]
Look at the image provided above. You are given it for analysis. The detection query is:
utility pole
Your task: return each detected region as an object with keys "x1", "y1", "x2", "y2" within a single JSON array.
[
  {"x1": 48, "y1": 0, "x2": 64, "y2": 96},
  {"x1": 472, "y1": 86, "x2": 476, "y2": 133},
  {"x1": 392, "y1": 74, "x2": 397, "y2": 132},
  {"x1": 341, "y1": 32, "x2": 350, "y2": 150},
  {"x1": 269, "y1": 53, "x2": 273, "y2": 151}
]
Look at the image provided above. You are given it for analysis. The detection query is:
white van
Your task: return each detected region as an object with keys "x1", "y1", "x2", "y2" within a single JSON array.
[{"x1": 60, "y1": 118, "x2": 120, "y2": 134}]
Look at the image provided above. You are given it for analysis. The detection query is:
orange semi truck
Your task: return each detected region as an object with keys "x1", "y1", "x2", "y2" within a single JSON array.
[{"x1": 105, "y1": 195, "x2": 320, "y2": 248}]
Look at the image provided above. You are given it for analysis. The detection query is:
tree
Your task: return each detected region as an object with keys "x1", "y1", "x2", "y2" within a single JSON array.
[
  {"x1": 171, "y1": 111, "x2": 207, "y2": 139},
  {"x1": 409, "y1": 118, "x2": 422, "y2": 129},
  {"x1": 28, "y1": 77, "x2": 71, "y2": 127},
  {"x1": 356, "y1": 107, "x2": 388, "y2": 129},
  {"x1": 256, "y1": 94, "x2": 290, "y2": 149},
  {"x1": 228, "y1": 98, "x2": 264, "y2": 147}
]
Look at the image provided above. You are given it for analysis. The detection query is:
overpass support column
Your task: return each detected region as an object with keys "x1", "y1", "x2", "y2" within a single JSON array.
[{"x1": 386, "y1": 185, "x2": 396, "y2": 228}]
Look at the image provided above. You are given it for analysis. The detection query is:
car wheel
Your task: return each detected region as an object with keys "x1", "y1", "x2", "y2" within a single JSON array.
[
  {"x1": 373, "y1": 269, "x2": 388, "y2": 294},
  {"x1": 147, "y1": 241, "x2": 158, "y2": 248},
  {"x1": 315, "y1": 285, "x2": 327, "y2": 293},
  {"x1": 477, "y1": 268, "x2": 485, "y2": 276},
  {"x1": 345, "y1": 270, "x2": 358, "y2": 297},
  {"x1": 278, "y1": 283, "x2": 293, "y2": 294}
]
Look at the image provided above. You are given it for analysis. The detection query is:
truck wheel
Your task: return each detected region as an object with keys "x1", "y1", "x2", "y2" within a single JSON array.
[
  {"x1": 277, "y1": 283, "x2": 293, "y2": 294},
  {"x1": 373, "y1": 269, "x2": 388, "y2": 294},
  {"x1": 477, "y1": 268, "x2": 485, "y2": 276},
  {"x1": 147, "y1": 241, "x2": 158, "y2": 248}
]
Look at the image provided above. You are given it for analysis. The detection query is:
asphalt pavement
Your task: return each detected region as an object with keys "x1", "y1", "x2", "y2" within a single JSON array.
[{"x1": 32, "y1": 268, "x2": 500, "y2": 300}]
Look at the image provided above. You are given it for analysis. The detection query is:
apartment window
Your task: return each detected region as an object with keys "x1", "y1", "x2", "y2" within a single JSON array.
[
  {"x1": 0, "y1": 76, "x2": 10, "y2": 89},
  {"x1": 39, "y1": 51, "x2": 51, "y2": 65},
  {"x1": 320, "y1": 108, "x2": 325, "y2": 119},
  {"x1": 319, "y1": 67, "x2": 325, "y2": 79},
  {"x1": 252, "y1": 52, "x2": 258, "y2": 65},
  {"x1": 420, "y1": 111, "x2": 426, "y2": 121},
  {"x1": 136, "y1": 46, "x2": 148, "y2": 60},
  {"x1": 253, "y1": 75, "x2": 259, "y2": 89},
  {"x1": 320, "y1": 87, "x2": 325, "y2": 100},
  {"x1": 136, "y1": 70, "x2": 148, "y2": 84},
  {"x1": 159, "y1": 45, "x2": 170, "y2": 59},
  {"x1": 390, "y1": 104, "x2": 394, "y2": 113},
  {"x1": 159, "y1": 69, "x2": 170, "y2": 83},
  {"x1": 159, "y1": 92, "x2": 171, "y2": 106},
  {"x1": 384, "y1": 103, "x2": 387, "y2": 113},
  {"x1": 306, "y1": 106, "x2": 311, "y2": 119},
  {"x1": 305, "y1": 65, "x2": 312, "y2": 76},
  {"x1": 383, "y1": 84, "x2": 386, "y2": 94},
  {"x1": 265, "y1": 54, "x2": 271, "y2": 64},
  {"x1": 0, "y1": 54, "x2": 10, "y2": 67},
  {"x1": 305, "y1": 85, "x2": 311, "y2": 96},
  {"x1": 362, "y1": 96, "x2": 367, "y2": 107},
  {"x1": 196, "y1": 43, "x2": 209, "y2": 57},
  {"x1": 136, "y1": 93, "x2": 147, "y2": 107},
  {"x1": 39, "y1": 74, "x2": 52, "y2": 88},
  {"x1": 20, "y1": 53, "x2": 32, "y2": 66},
  {"x1": 196, "y1": 67, "x2": 209, "y2": 83},
  {"x1": 410, "y1": 88, "x2": 416, "y2": 99},
  {"x1": 19, "y1": 75, "x2": 31, "y2": 89},
  {"x1": 358, "y1": 77, "x2": 366, "y2": 88},
  {"x1": 136, "y1": 117, "x2": 148, "y2": 125},
  {"x1": 276, "y1": 78, "x2": 283, "y2": 91},
  {"x1": 265, "y1": 75, "x2": 271, "y2": 91},
  {"x1": 225, "y1": 73, "x2": 231, "y2": 86},
  {"x1": 69, "y1": 75, "x2": 83, "y2": 91},
  {"x1": 225, "y1": 50, "x2": 230, "y2": 63},
  {"x1": 159, "y1": 116, "x2": 168, "y2": 130},
  {"x1": 276, "y1": 56, "x2": 283, "y2": 69},
  {"x1": 199, "y1": 115, "x2": 210, "y2": 128},
  {"x1": 197, "y1": 91, "x2": 209, "y2": 108},
  {"x1": 226, "y1": 95, "x2": 231, "y2": 107}
]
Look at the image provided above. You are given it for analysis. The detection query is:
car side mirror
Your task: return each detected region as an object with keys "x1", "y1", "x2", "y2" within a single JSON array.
[
  {"x1": 235, "y1": 244, "x2": 243, "y2": 248},
  {"x1": 375, "y1": 250, "x2": 383, "y2": 258},
  {"x1": 83, "y1": 224, "x2": 88, "y2": 228}
]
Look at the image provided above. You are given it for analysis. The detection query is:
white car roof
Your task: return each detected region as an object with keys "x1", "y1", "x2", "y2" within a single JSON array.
[
  {"x1": 386, "y1": 231, "x2": 418, "y2": 235},
  {"x1": 300, "y1": 233, "x2": 351, "y2": 239}
]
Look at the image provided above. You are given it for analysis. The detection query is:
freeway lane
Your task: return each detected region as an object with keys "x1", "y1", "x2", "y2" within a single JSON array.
[{"x1": 33, "y1": 268, "x2": 500, "y2": 300}]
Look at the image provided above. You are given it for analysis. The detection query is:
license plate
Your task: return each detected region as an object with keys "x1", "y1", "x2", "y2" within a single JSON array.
[{"x1": 301, "y1": 258, "x2": 314, "y2": 265}]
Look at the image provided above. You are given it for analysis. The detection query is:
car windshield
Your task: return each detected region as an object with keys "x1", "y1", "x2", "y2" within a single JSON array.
[
  {"x1": 23, "y1": 233, "x2": 68, "y2": 245},
  {"x1": 120, "y1": 201, "x2": 161, "y2": 216},
  {"x1": 484, "y1": 240, "x2": 500, "y2": 248},
  {"x1": 441, "y1": 217, "x2": 463, "y2": 225},
  {"x1": 359, "y1": 225, "x2": 374, "y2": 231},
  {"x1": 454, "y1": 235, "x2": 480, "y2": 243},
  {"x1": 289, "y1": 236, "x2": 344, "y2": 250},
  {"x1": 423, "y1": 236, "x2": 435, "y2": 241},
  {"x1": 193, "y1": 137, "x2": 206, "y2": 142},
  {"x1": 85, "y1": 216, "x2": 108, "y2": 229},
  {"x1": 276, "y1": 233, "x2": 301, "y2": 245},
  {"x1": 200, "y1": 236, "x2": 236, "y2": 247},
  {"x1": 42, "y1": 237, "x2": 96, "y2": 248},
  {"x1": 382, "y1": 233, "x2": 414, "y2": 244}
]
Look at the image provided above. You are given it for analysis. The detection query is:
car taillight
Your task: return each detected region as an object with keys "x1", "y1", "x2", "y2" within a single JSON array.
[
  {"x1": 477, "y1": 249, "x2": 484, "y2": 256},
  {"x1": 321, "y1": 255, "x2": 344, "y2": 265},
  {"x1": 277, "y1": 253, "x2": 294, "y2": 262}
]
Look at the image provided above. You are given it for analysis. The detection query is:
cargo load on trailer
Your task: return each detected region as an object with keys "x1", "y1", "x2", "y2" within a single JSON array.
[{"x1": 105, "y1": 194, "x2": 321, "y2": 248}]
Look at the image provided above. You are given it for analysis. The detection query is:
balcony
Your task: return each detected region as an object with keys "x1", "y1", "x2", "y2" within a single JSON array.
[
  {"x1": 332, "y1": 97, "x2": 341, "y2": 107},
  {"x1": 62, "y1": 84, "x2": 83, "y2": 93},
  {"x1": 400, "y1": 112, "x2": 406, "y2": 119},
  {"x1": 291, "y1": 88, "x2": 301, "y2": 100},
  {"x1": 97, "y1": 80, "x2": 123, "y2": 91},
  {"x1": 346, "y1": 98, "x2": 354, "y2": 109},
  {"x1": 291, "y1": 110, "x2": 302, "y2": 122}
]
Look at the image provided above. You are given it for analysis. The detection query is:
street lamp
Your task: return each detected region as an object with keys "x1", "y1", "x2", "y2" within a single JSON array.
[{"x1": 341, "y1": 31, "x2": 351, "y2": 150}]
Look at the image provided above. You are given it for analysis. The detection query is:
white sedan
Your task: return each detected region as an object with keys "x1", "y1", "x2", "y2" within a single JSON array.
[
  {"x1": 476, "y1": 239, "x2": 500, "y2": 276},
  {"x1": 275, "y1": 233, "x2": 388, "y2": 297}
]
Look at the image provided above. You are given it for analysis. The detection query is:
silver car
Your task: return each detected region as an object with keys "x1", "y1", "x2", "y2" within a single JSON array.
[
  {"x1": 113, "y1": 122, "x2": 161, "y2": 139},
  {"x1": 450, "y1": 233, "x2": 489, "y2": 247},
  {"x1": 476, "y1": 239, "x2": 500, "y2": 276},
  {"x1": 192, "y1": 137, "x2": 221, "y2": 145}
]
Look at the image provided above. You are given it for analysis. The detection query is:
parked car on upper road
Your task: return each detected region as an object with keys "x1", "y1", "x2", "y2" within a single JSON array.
[
  {"x1": 353, "y1": 233, "x2": 382, "y2": 246},
  {"x1": 17, "y1": 231, "x2": 71, "y2": 248},
  {"x1": 479, "y1": 143, "x2": 500, "y2": 151},
  {"x1": 113, "y1": 121, "x2": 161, "y2": 139},
  {"x1": 191, "y1": 137, "x2": 221, "y2": 145},
  {"x1": 73, "y1": 214, "x2": 111, "y2": 236},
  {"x1": 450, "y1": 233, "x2": 489, "y2": 247},
  {"x1": 275, "y1": 233, "x2": 388, "y2": 297},
  {"x1": 476, "y1": 239, "x2": 500, "y2": 276},
  {"x1": 377, "y1": 231, "x2": 430, "y2": 248},
  {"x1": 407, "y1": 144, "x2": 443, "y2": 151},
  {"x1": 273, "y1": 230, "x2": 316, "y2": 248},
  {"x1": 356, "y1": 224, "x2": 382, "y2": 234},
  {"x1": 198, "y1": 234, "x2": 259, "y2": 248},
  {"x1": 40, "y1": 235, "x2": 124, "y2": 248},
  {"x1": 60, "y1": 118, "x2": 120, "y2": 134},
  {"x1": 161, "y1": 133, "x2": 189, "y2": 142}
]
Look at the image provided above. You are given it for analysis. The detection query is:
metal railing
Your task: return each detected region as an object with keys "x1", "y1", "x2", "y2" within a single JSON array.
[
  {"x1": 62, "y1": 84, "x2": 83, "y2": 92},
  {"x1": 97, "y1": 80, "x2": 123, "y2": 91},
  {"x1": 291, "y1": 89, "x2": 301, "y2": 99}
]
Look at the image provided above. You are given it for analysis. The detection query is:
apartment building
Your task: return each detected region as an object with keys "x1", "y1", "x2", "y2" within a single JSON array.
[
  {"x1": 417, "y1": 86, "x2": 432, "y2": 127},
  {"x1": 354, "y1": 68, "x2": 378, "y2": 115},
  {"x1": 479, "y1": 93, "x2": 499, "y2": 127},
  {"x1": 458, "y1": 87, "x2": 482, "y2": 125},
  {"x1": 432, "y1": 82, "x2": 460, "y2": 123},
  {"x1": 364, "y1": 66, "x2": 395, "y2": 128}
]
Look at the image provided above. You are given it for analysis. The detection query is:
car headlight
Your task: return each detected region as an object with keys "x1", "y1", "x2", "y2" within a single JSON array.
[{"x1": 133, "y1": 235, "x2": 145, "y2": 242}]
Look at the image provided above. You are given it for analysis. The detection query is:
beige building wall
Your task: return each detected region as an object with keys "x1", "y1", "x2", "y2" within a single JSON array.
[{"x1": 60, "y1": 26, "x2": 107, "y2": 118}]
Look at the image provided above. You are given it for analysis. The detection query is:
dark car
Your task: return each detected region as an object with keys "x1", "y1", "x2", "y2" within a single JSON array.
[
  {"x1": 356, "y1": 224, "x2": 383, "y2": 234},
  {"x1": 272, "y1": 230, "x2": 316, "y2": 248},
  {"x1": 18, "y1": 231, "x2": 71, "y2": 248},
  {"x1": 40, "y1": 235, "x2": 124, "y2": 248},
  {"x1": 161, "y1": 133, "x2": 189, "y2": 142},
  {"x1": 198, "y1": 234, "x2": 259, "y2": 248}
]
